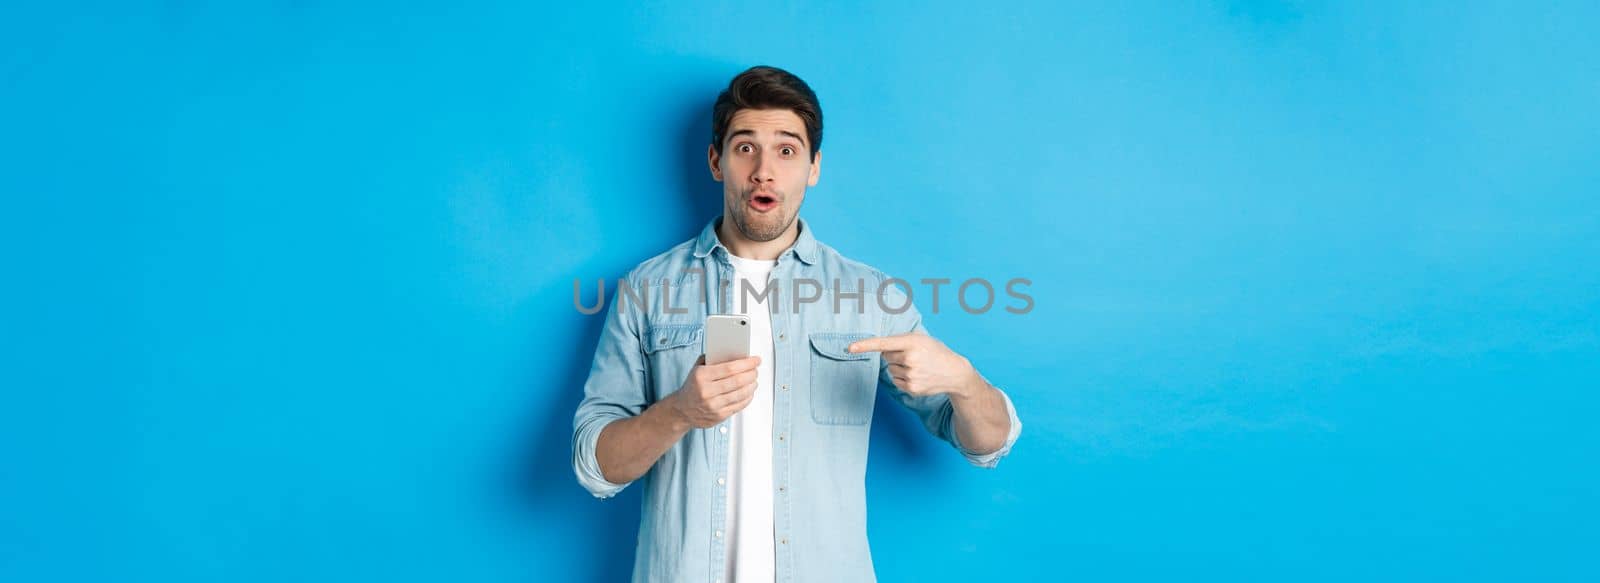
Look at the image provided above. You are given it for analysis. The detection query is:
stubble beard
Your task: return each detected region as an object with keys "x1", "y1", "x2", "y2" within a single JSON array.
[{"x1": 729, "y1": 195, "x2": 797, "y2": 243}]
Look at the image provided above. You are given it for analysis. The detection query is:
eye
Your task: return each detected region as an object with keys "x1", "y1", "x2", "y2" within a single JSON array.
[
  {"x1": 781, "y1": 146, "x2": 795, "y2": 156},
  {"x1": 737, "y1": 143, "x2": 754, "y2": 154}
]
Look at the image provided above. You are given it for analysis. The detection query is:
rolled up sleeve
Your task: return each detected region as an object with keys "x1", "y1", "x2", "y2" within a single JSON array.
[{"x1": 571, "y1": 278, "x2": 649, "y2": 499}]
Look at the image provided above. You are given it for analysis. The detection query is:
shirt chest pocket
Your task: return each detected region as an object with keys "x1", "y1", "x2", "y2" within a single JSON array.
[
  {"x1": 644, "y1": 324, "x2": 703, "y2": 400},
  {"x1": 808, "y1": 332, "x2": 878, "y2": 425}
]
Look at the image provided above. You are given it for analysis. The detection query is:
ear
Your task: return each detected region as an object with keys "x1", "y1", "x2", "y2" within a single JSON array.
[
  {"x1": 807, "y1": 150, "x2": 822, "y2": 187},
  {"x1": 707, "y1": 144, "x2": 724, "y2": 182}
]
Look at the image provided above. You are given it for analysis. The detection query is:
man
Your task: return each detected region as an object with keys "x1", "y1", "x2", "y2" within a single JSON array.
[{"x1": 572, "y1": 65, "x2": 1022, "y2": 583}]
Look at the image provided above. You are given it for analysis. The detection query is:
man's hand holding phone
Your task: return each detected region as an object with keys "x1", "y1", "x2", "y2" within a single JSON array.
[{"x1": 663, "y1": 355, "x2": 761, "y2": 429}]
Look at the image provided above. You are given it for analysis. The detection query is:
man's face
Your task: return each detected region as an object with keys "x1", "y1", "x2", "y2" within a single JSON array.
[{"x1": 708, "y1": 108, "x2": 820, "y2": 243}]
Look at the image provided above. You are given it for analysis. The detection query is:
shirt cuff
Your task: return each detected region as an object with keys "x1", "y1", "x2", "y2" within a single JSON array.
[{"x1": 573, "y1": 415, "x2": 630, "y2": 498}]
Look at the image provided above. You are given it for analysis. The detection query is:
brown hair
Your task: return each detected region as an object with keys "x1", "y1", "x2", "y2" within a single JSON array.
[{"x1": 711, "y1": 66, "x2": 822, "y2": 160}]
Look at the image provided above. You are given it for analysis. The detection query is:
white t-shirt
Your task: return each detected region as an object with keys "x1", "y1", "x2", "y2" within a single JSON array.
[{"x1": 723, "y1": 253, "x2": 777, "y2": 583}]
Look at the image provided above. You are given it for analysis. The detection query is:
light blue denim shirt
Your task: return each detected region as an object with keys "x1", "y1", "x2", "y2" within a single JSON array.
[{"x1": 572, "y1": 217, "x2": 1022, "y2": 583}]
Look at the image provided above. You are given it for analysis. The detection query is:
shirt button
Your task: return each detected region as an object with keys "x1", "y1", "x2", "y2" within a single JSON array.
[
  {"x1": 715, "y1": 530, "x2": 723, "y2": 538},
  {"x1": 778, "y1": 433, "x2": 785, "y2": 441},
  {"x1": 719, "y1": 425, "x2": 728, "y2": 434},
  {"x1": 778, "y1": 485, "x2": 786, "y2": 493},
  {"x1": 778, "y1": 333, "x2": 786, "y2": 341},
  {"x1": 717, "y1": 477, "x2": 726, "y2": 486},
  {"x1": 781, "y1": 384, "x2": 789, "y2": 391},
  {"x1": 780, "y1": 537, "x2": 788, "y2": 545}
]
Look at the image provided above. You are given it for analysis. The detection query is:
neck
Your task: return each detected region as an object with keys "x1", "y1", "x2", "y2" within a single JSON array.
[{"x1": 717, "y1": 215, "x2": 798, "y2": 261}]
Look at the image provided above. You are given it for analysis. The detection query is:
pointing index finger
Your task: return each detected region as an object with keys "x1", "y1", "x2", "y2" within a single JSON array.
[{"x1": 847, "y1": 334, "x2": 917, "y2": 354}]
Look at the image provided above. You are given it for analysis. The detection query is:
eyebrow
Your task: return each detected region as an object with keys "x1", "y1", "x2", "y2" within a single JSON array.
[{"x1": 727, "y1": 129, "x2": 807, "y2": 147}]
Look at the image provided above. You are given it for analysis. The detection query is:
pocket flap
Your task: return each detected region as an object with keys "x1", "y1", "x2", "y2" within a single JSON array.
[
  {"x1": 644, "y1": 324, "x2": 703, "y2": 354},
  {"x1": 808, "y1": 332, "x2": 874, "y2": 361}
]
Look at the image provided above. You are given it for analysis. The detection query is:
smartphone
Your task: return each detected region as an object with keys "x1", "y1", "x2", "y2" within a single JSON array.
[{"x1": 704, "y1": 314, "x2": 751, "y2": 365}]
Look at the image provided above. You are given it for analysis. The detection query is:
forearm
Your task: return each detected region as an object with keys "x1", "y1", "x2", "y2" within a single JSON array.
[
  {"x1": 595, "y1": 399, "x2": 692, "y2": 485},
  {"x1": 948, "y1": 378, "x2": 1011, "y2": 455}
]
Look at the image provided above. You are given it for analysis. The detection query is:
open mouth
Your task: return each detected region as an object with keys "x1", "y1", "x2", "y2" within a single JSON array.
[{"x1": 749, "y1": 193, "x2": 779, "y2": 213}]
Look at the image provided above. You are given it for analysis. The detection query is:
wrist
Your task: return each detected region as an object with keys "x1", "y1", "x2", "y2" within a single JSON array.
[
  {"x1": 949, "y1": 371, "x2": 991, "y2": 405},
  {"x1": 653, "y1": 393, "x2": 694, "y2": 433}
]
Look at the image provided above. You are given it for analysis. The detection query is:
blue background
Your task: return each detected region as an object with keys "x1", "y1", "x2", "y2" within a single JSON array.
[{"x1": 3, "y1": 2, "x2": 1597, "y2": 581}]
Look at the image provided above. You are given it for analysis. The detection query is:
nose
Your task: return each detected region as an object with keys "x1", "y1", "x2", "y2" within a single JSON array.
[{"x1": 750, "y1": 151, "x2": 775, "y2": 184}]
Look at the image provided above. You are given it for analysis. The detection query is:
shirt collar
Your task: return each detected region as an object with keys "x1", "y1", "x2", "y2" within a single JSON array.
[{"x1": 693, "y1": 215, "x2": 819, "y2": 265}]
